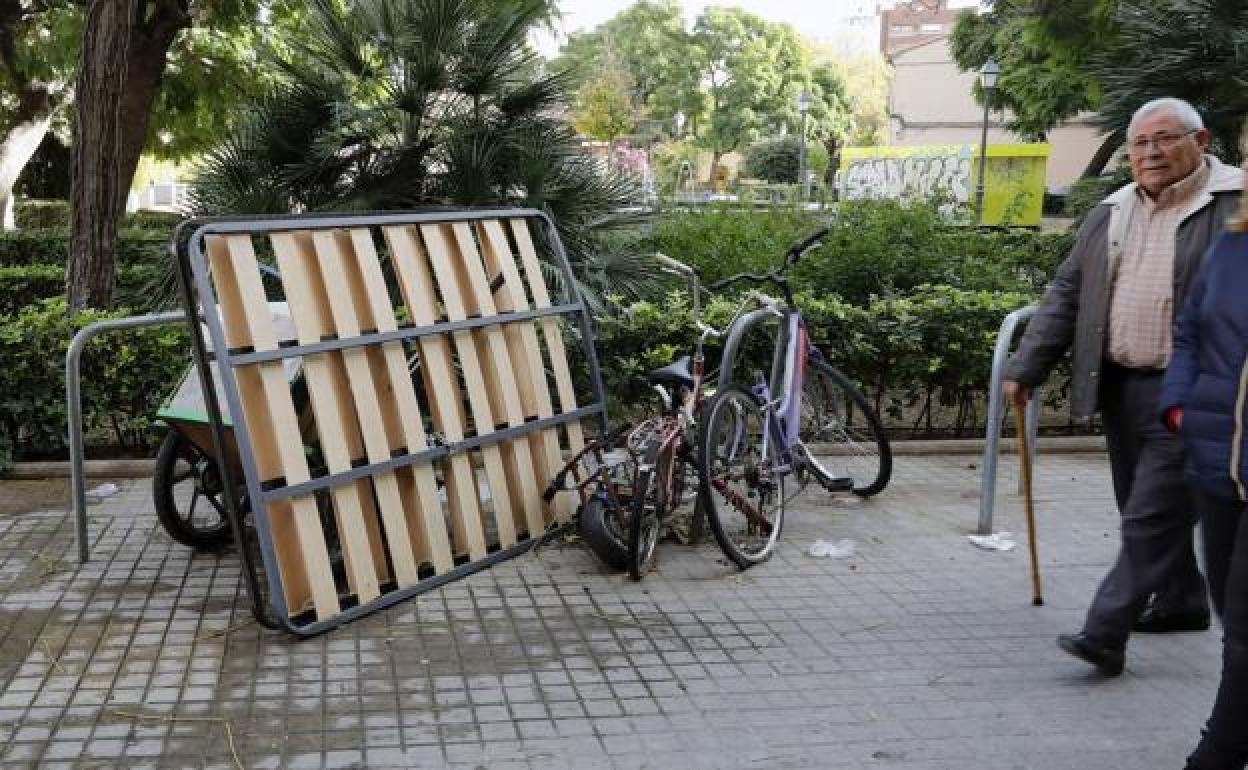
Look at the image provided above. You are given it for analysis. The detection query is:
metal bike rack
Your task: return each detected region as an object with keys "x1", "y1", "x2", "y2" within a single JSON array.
[
  {"x1": 978, "y1": 304, "x2": 1041, "y2": 535},
  {"x1": 66, "y1": 311, "x2": 187, "y2": 564}
]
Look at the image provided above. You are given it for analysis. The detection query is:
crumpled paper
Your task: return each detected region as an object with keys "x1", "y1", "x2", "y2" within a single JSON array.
[
  {"x1": 808, "y1": 538, "x2": 857, "y2": 559},
  {"x1": 967, "y1": 532, "x2": 1016, "y2": 552}
]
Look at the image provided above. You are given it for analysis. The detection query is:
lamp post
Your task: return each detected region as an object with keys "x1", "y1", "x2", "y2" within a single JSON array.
[
  {"x1": 975, "y1": 58, "x2": 999, "y2": 224},
  {"x1": 797, "y1": 89, "x2": 811, "y2": 200}
]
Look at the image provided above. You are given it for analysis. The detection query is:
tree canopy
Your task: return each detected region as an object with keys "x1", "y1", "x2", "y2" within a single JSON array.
[
  {"x1": 553, "y1": 3, "x2": 852, "y2": 173},
  {"x1": 1092, "y1": 0, "x2": 1248, "y2": 164},
  {"x1": 190, "y1": 0, "x2": 654, "y2": 307},
  {"x1": 952, "y1": 0, "x2": 1248, "y2": 174},
  {"x1": 949, "y1": 0, "x2": 1112, "y2": 142}
]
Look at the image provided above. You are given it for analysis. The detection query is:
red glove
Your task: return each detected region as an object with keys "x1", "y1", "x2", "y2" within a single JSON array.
[{"x1": 1165, "y1": 406, "x2": 1184, "y2": 433}]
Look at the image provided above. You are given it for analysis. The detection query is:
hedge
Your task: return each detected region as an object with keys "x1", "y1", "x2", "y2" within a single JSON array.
[
  {"x1": 590, "y1": 284, "x2": 1055, "y2": 438},
  {"x1": 0, "y1": 230, "x2": 171, "y2": 268},
  {"x1": 0, "y1": 264, "x2": 168, "y2": 315},
  {"x1": 0, "y1": 297, "x2": 190, "y2": 470},
  {"x1": 643, "y1": 201, "x2": 1072, "y2": 305},
  {"x1": 0, "y1": 201, "x2": 1077, "y2": 467},
  {"x1": 14, "y1": 199, "x2": 186, "y2": 233}
]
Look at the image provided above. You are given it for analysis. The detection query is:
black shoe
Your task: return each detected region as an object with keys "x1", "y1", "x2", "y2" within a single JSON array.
[
  {"x1": 1133, "y1": 605, "x2": 1210, "y2": 633},
  {"x1": 1057, "y1": 632, "x2": 1125, "y2": 676}
]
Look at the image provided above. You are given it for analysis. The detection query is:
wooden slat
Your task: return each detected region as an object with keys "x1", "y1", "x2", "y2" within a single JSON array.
[
  {"x1": 499, "y1": 222, "x2": 581, "y2": 519},
  {"x1": 472, "y1": 220, "x2": 561, "y2": 532},
  {"x1": 420, "y1": 223, "x2": 518, "y2": 549},
  {"x1": 346, "y1": 228, "x2": 455, "y2": 574},
  {"x1": 507, "y1": 219, "x2": 586, "y2": 519},
  {"x1": 309, "y1": 230, "x2": 424, "y2": 586},
  {"x1": 382, "y1": 225, "x2": 489, "y2": 559},
  {"x1": 271, "y1": 232, "x2": 384, "y2": 603},
  {"x1": 207, "y1": 235, "x2": 340, "y2": 619}
]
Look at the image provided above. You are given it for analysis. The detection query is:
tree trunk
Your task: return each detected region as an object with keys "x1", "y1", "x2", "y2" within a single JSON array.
[
  {"x1": 1080, "y1": 130, "x2": 1123, "y2": 179},
  {"x1": 67, "y1": 0, "x2": 189, "y2": 312},
  {"x1": 0, "y1": 84, "x2": 55, "y2": 231}
]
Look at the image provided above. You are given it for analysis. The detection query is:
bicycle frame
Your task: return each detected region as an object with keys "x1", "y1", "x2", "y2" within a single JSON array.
[{"x1": 715, "y1": 296, "x2": 813, "y2": 474}]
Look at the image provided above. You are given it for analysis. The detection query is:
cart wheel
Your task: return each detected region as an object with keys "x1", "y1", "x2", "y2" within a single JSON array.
[{"x1": 152, "y1": 431, "x2": 235, "y2": 550}]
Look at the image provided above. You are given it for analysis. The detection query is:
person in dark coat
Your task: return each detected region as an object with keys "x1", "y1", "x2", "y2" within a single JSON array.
[
  {"x1": 1159, "y1": 152, "x2": 1248, "y2": 770},
  {"x1": 1004, "y1": 97, "x2": 1244, "y2": 676}
]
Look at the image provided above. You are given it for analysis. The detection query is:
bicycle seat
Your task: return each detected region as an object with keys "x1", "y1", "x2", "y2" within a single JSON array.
[{"x1": 647, "y1": 356, "x2": 694, "y2": 388}]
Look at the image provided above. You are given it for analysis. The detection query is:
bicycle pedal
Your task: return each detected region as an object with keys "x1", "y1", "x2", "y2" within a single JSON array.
[{"x1": 821, "y1": 476, "x2": 855, "y2": 493}]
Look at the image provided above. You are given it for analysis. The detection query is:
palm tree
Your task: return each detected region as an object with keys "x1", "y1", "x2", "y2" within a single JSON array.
[
  {"x1": 188, "y1": 0, "x2": 659, "y2": 307},
  {"x1": 1092, "y1": 0, "x2": 1248, "y2": 164}
]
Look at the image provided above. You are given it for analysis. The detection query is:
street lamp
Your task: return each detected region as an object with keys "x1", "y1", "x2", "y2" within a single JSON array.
[
  {"x1": 975, "y1": 58, "x2": 1000, "y2": 223},
  {"x1": 797, "y1": 89, "x2": 812, "y2": 200}
]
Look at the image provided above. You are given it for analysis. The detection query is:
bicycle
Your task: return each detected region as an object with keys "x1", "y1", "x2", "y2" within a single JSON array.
[
  {"x1": 699, "y1": 227, "x2": 892, "y2": 569},
  {"x1": 561, "y1": 255, "x2": 714, "y2": 580}
]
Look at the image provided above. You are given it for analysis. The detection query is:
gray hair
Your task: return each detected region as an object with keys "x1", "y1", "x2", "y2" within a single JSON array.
[{"x1": 1128, "y1": 97, "x2": 1205, "y2": 137}]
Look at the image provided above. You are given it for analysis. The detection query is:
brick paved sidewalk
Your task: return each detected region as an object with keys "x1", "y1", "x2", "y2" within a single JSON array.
[{"x1": 0, "y1": 453, "x2": 1219, "y2": 769}]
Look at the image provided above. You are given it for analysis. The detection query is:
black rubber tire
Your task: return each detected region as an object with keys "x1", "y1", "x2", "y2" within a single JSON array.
[
  {"x1": 799, "y1": 359, "x2": 892, "y2": 497},
  {"x1": 578, "y1": 493, "x2": 629, "y2": 571},
  {"x1": 152, "y1": 431, "x2": 234, "y2": 550},
  {"x1": 699, "y1": 384, "x2": 785, "y2": 569},
  {"x1": 628, "y1": 466, "x2": 658, "y2": 581}
]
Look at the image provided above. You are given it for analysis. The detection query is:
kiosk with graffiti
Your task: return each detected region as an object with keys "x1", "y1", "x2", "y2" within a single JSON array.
[{"x1": 836, "y1": 143, "x2": 1050, "y2": 226}]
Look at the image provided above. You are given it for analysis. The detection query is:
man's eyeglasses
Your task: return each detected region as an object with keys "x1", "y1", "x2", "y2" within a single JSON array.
[{"x1": 1128, "y1": 129, "x2": 1198, "y2": 154}]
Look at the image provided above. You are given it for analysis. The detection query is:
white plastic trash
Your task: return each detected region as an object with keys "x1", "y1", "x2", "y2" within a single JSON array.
[
  {"x1": 808, "y1": 538, "x2": 856, "y2": 559},
  {"x1": 87, "y1": 482, "x2": 120, "y2": 499},
  {"x1": 967, "y1": 532, "x2": 1017, "y2": 552}
]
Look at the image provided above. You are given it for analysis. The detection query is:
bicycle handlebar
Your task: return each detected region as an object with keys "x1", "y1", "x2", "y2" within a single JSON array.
[
  {"x1": 785, "y1": 226, "x2": 830, "y2": 265},
  {"x1": 707, "y1": 226, "x2": 830, "y2": 293},
  {"x1": 707, "y1": 271, "x2": 775, "y2": 292}
]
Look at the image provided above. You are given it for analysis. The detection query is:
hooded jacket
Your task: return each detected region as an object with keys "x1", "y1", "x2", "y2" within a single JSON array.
[{"x1": 1006, "y1": 156, "x2": 1244, "y2": 421}]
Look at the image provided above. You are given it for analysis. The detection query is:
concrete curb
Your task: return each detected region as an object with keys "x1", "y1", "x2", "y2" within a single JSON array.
[
  {"x1": 4, "y1": 459, "x2": 156, "y2": 479},
  {"x1": 3, "y1": 436, "x2": 1107, "y2": 479}
]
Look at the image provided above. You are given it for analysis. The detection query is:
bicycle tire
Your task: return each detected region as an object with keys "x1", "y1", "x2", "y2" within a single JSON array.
[
  {"x1": 798, "y1": 359, "x2": 892, "y2": 497},
  {"x1": 152, "y1": 431, "x2": 234, "y2": 550},
  {"x1": 628, "y1": 463, "x2": 659, "y2": 581},
  {"x1": 579, "y1": 493, "x2": 629, "y2": 571},
  {"x1": 699, "y1": 384, "x2": 785, "y2": 569}
]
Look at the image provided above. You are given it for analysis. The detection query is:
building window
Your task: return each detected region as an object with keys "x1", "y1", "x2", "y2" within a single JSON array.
[
  {"x1": 891, "y1": 24, "x2": 916, "y2": 35},
  {"x1": 920, "y1": 23, "x2": 943, "y2": 33}
]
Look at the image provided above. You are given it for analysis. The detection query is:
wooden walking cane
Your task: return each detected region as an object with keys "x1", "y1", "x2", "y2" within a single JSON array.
[{"x1": 1013, "y1": 392, "x2": 1045, "y2": 606}]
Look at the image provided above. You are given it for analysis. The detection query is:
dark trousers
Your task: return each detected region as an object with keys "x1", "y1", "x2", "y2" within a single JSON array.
[
  {"x1": 1083, "y1": 363, "x2": 1208, "y2": 647},
  {"x1": 1187, "y1": 492, "x2": 1248, "y2": 770}
]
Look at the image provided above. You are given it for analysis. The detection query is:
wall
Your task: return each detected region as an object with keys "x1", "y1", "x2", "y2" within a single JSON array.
[{"x1": 888, "y1": 36, "x2": 1109, "y2": 191}]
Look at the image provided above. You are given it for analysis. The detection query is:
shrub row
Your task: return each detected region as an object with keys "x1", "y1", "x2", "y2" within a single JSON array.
[
  {"x1": 0, "y1": 264, "x2": 170, "y2": 315},
  {"x1": 0, "y1": 230, "x2": 172, "y2": 268},
  {"x1": 642, "y1": 201, "x2": 1072, "y2": 306},
  {"x1": 592, "y1": 284, "x2": 1056, "y2": 437},
  {"x1": 1, "y1": 282, "x2": 1051, "y2": 471},
  {"x1": 0, "y1": 298, "x2": 190, "y2": 470},
  {"x1": 0, "y1": 202, "x2": 1075, "y2": 467},
  {"x1": 13, "y1": 199, "x2": 185, "y2": 233}
]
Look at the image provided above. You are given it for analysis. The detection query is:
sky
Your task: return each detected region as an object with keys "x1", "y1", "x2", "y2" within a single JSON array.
[{"x1": 531, "y1": 0, "x2": 984, "y2": 58}]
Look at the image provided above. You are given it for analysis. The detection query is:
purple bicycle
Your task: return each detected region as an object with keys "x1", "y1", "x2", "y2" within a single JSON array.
[{"x1": 699, "y1": 228, "x2": 892, "y2": 568}]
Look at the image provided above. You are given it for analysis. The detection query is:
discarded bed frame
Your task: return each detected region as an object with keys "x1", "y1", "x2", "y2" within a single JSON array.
[{"x1": 173, "y1": 209, "x2": 609, "y2": 635}]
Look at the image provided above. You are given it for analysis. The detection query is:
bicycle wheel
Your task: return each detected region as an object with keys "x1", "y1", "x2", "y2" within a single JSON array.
[
  {"x1": 152, "y1": 431, "x2": 234, "y2": 550},
  {"x1": 628, "y1": 458, "x2": 660, "y2": 581},
  {"x1": 579, "y1": 492, "x2": 629, "y2": 571},
  {"x1": 699, "y1": 384, "x2": 785, "y2": 568},
  {"x1": 798, "y1": 359, "x2": 892, "y2": 497}
]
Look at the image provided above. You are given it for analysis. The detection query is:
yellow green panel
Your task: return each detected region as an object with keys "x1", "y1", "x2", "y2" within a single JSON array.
[{"x1": 838, "y1": 143, "x2": 1050, "y2": 226}]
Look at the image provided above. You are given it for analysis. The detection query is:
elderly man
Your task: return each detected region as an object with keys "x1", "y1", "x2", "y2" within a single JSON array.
[{"x1": 1004, "y1": 97, "x2": 1243, "y2": 676}]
